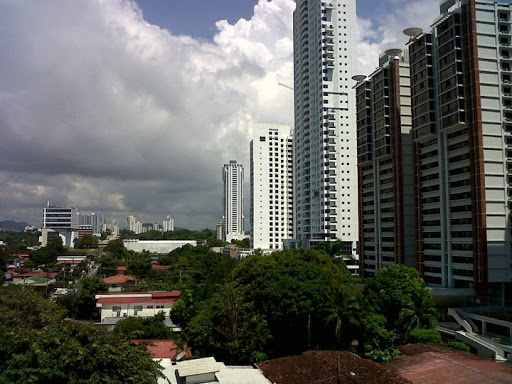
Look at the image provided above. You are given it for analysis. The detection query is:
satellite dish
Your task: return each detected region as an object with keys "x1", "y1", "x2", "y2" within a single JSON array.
[
  {"x1": 403, "y1": 27, "x2": 423, "y2": 37},
  {"x1": 352, "y1": 75, "x2": 366, "y2": 82},
  {"x1": 175, "y1": 350, "x2": 186, "y2": 361},
  {"x1": 385, "y1": 48, "x2": 402, "y2": 57}
]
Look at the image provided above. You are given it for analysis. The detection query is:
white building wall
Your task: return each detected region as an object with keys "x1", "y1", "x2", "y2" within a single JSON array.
[
  {"x1": 99, "y1": 302, "x2": 174, "y2": 322},
  {"x1": 222, "y1": 160, "x2": 245, "y2": 241},
  {"x1": 293, "y1": 0, "x2": 358, "y2": 251},
  {"x1": 250, "y1": 124, "x2": 294, "y2": 250}
]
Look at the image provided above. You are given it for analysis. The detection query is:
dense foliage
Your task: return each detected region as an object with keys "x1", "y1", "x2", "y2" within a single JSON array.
[
  {"x1": 0, "y1": 286, "x2": 161, "y2": 383},
  {"x1": 171, "y1": 252, "x2": 440, "y2": 363}
]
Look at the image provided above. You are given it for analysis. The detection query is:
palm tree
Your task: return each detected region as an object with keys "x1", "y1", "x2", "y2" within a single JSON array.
[
  {"x1": 398, "y1": 288, "x2": 439, "y2": 336},
  {"x1": 322, "y1": 287, "x2": 360, "y2": 346}
]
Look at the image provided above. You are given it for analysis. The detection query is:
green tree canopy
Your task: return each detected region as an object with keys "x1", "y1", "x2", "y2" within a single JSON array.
[
  {"x1": 113, "y1": 312, "x2": 172, "y2": 340},
  {"x1": 364, "y1": 264, "x2": 436, "y2": 332},
  {"x1": 0, "y1": 286, "x2": 161, "y2": 383},
  {"x1": 230, "y1": 249, "x2": 354, "y2": 353}
]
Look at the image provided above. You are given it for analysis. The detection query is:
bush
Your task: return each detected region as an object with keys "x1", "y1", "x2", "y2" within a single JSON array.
[
  {"x1": 406, "y1": 328, "x2": 441, "y2": 344},
  {"x1": 447, "y1": 340, "x2": 471, "y2": 352}
]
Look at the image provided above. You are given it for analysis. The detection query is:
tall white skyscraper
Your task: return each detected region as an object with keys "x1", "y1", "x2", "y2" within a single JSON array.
[
  {"x1": 127, "y1": 215, "x2": 136, "y2": 232},
  {"x1": 163, "y1": 216, "x2": 174, "y2": 232},
  {"x1": 293, "y1": 0, "x2": 358, "y2": 251},
  {"x1": 250, "y1": 124, "x2": 294, "y2": 250},
  {"x1": 222, "y1": 160, "x2": 245, "y2": 242}
]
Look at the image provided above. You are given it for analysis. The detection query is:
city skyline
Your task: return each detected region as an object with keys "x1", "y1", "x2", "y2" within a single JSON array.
[{"x1": 0, "y1": 0, "x2": 440, "y2": 229}]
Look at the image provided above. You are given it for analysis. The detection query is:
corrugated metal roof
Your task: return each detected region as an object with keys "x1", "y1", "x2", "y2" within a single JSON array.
[
  {"x1": 216, "y1": 368, "x2": 272, "y2": 384},
  {"x1": 177, "y1": 357, "x2": 225, "y2": 377}
]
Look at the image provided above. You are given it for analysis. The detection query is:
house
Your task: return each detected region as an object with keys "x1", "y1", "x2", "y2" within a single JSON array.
[
  {"x1": 12, "y1": 276, "x2": 56, "y2": 293},
  {"x1": 95, "y1": 291, "x2": 180, "y2": 324},
  {"x1": 102, "y1": 274, "x2": 136, "y2": 292},
  {"x1": 56, "y1": 255, "x2": 88, "y2": 266},
  {"x1": 157, "y1": 356, "x2": 271, "y2": 384}
]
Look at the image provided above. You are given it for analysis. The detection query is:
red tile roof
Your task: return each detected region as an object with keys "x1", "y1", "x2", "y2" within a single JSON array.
[
  {"x1": 151, "y1": 264, "x2": 171, "y2": 270},
  {"x1": 103, "y1": 274, "x2": 136, "y2": 284},
  {"x1": 96, "y1": 291, "x2": 181, "y2": 305},
  {"x1": 132, "y1": 339, "x2": 192, "y2": 359}
]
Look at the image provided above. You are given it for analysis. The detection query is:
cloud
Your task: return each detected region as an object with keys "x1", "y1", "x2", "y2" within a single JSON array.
[
  {"x1": 0, "y1": 0, "x2": 439, "y2": 229},
  {"x1": 0, "y1": 0, "x2": 295, "y2": 228}
]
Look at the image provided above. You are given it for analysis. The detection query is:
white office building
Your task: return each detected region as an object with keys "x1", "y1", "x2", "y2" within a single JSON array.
[
  {"x1": 250, "y1": 124, "x2": 294, "y2": 250},
  {"x1": 222, "y1": 160, "x2": 245, "y2": 242},
  {"x1": 42, "y1": 201, "x2": 78, "y2": 247},
  {"x1": 293, "y1": 0, "x2": 358, "y2": 252}
]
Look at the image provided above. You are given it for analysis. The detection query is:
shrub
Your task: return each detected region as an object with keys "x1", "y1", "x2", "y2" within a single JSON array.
[
  {"x1": 406, "y1": 328, "x2": 441, "y2": 344},
  {"x1": 447, "y1": 340, "x2": 471, "y2": 352}
]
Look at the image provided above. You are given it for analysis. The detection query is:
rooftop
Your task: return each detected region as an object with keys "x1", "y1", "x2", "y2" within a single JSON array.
[
  {"x1": 258, "y1": 350, "x2": 410, "y2": 384},
  {"x1": 131, "y1": 339, "x2": 192, "y2": 360},
  {"x1": 384, "y1": 344, "x2": 512, "y2": 383}
]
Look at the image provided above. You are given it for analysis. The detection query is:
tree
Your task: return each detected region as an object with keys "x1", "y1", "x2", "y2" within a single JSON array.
[
  {"x1": 105, "y1": 238, "x2": 127, "y2": 259},
  {"x1": 0, "y1": 285, "x2": 66, "y2": 329},
  {"x1": 114, "y1": 312, "x2": 172, "y2": 340},
  {"x1": 75, "y1": 234, "x2": 99, "y2": 249},
  {"x1": 230, "y1": 249, "x2": 354, "y2": 353},
  {"x1": 184, "y1": 283, "x2": 270, "y2": 364},
  {"x1": 0, "y1": 322, "x2": 162, "y2": 383},
  {"x1": 74, "y1": 277, "x2": 109, "y2": 319},
  {"x1": 321, "y1": 287, "x2": 360, "y2": 347},
  {"x1": 364, "y1": 264, "x2": 429, "y2": 331},
  {"x1": 397, "y1": 287, "x2": 439, "y2": 337}
]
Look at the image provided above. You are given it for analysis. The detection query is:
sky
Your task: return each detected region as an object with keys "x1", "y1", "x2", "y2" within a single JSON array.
[{"x1": 0, "y1": 0, "x2": 440, "y2": 229}]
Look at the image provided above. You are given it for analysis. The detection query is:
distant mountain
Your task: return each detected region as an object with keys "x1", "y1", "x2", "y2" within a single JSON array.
[{"x1": 0, "y1": 220, "x2": 30, "y2": 232}]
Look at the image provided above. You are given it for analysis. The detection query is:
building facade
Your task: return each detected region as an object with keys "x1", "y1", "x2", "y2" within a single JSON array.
[
  {"x1": 406, "y1": 0, "x2": 512, "y2": 297},
  {"x1": 355, "y1": 51, "x2": 416, "y2": 276},
  {"x1": 42, "y1": 201, "x2": 78, "y2": 247},
  {"x1": 222, "y1": 160, "x2": 245, "y2": 242},
  {"x1": 163, "y1": 216, "x2": 174, "y2": 232},
  {"x1": 127, "y1": 215, "x2": 136, "y2": 232},
  {"x1": 250, "y1": 124, "x2": 294, "y2": 250},
  {"x1": 293, "y1": 0, "x2": 358, "y2": 251}
]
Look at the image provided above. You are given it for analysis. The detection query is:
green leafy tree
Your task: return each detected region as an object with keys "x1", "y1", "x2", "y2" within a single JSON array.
[
  {"x1": 74, "y1": 277, "x2": 109, "y2": 319},
  {"x1": 0, "y1": 322, "x2": 161, "y2": 383},
  {"x1": 398, "y1": 287, "x2": 439, "y2": 337},
  {"x1": 321, "y1": 287, "x2": 360, "y2": 347},
  {"x1": 0, "y1": 285, "x2": 66, "y2": 329},
  {"x1": 364, "y1": 264, "x2": 429, "y2": 331},
  {"x1": 114, "y1": 312, "x2": 172, "y2": 340},
  {"x1": 75, "y1": 234, "x2": 99, "y2": 249},
  {"x1": 360, "y1": 313, "x2": 395, "y2": 351},
  {"x1": 184, "y1": 283, "x2": 270, "y2": 364},
  {"x1": 406, "y1": 328, "x2": 441, "y2": 344},
  {"x1": 230, "y1": 249, "x2": 354, "y2": 353},
  {"x1": 105, "y1": 238, "x2": 127, "y2": 259}
]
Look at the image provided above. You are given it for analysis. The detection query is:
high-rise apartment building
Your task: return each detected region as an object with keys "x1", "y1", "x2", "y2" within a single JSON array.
[
  {"x1": 293, "y1": 0, "x2": 358, "y2": 251},
  {"x1": 127, "y1": 215, "x2": 136, "y2": 232},
  {"x1": 222, "y1": 160, "x2": 245, "y2": 242},
  {"x1": 250, "y1": 124, "x2": 294, "y2": 250},
  {"x1": 355, "y1": 50, "x2": 416, "y2": 276},
  {"x1": 405, "y1": 0, "x2": 512, "y2": 297},
  {"x1": 163, "y1": 216, "x2": 174, "y2": 232},
  {"x1": 357, "y1": 0, "x2": 512, "y2": 298},
  {"x1": 78, "y1": 211, "x2": 103, "y2": 235}
]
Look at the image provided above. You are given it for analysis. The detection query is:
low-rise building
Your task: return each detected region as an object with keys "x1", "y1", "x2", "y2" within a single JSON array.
[{"x1": 95, "y1": 291, "x2": 180, "y2": 324}]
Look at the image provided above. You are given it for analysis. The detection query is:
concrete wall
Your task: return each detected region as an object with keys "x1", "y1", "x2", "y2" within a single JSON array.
[{"x1": 123, "y1": 240, "x2": 197, "y2": 254}]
